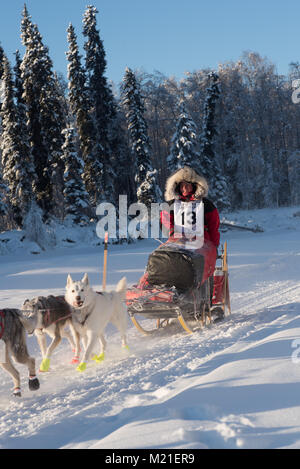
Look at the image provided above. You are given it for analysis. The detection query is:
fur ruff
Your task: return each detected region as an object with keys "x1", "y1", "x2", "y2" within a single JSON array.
[{"x1": 164, "y1": 166, "x2": 208, "y2": 201}]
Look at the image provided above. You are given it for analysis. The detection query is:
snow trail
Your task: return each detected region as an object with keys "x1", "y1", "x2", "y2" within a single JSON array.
[{"x1": 0, "y1": 206, "x2": 300, "y2": 448}]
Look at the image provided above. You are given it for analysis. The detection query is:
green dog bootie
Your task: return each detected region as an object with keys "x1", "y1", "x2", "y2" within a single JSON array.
[
  {"x1": 40, "y1": 358, "x2": 50, "y2": 372},
  {"x1": 76, "y1": 362, "x2": 87, "y2": 372},
  {"x1": 92, "y1": 353, "x2": 105, "y2": 363},
  {"x1": 122, "y1": 345, "x2": 130, "y2": 355}
]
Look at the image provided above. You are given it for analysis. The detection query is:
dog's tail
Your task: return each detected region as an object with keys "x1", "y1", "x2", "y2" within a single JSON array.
[{"x1": 116, "y1": 276, "x2": 127, "y2": 299}]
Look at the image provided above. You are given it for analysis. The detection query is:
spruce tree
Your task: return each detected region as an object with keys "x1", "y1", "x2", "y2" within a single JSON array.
[
  {"x1": 262, "y1": 160, "x2": 279, "y2": 208},
  {"x1": 288, "y1": 150, "x2": 300, "y2": 205},
  {"x1": 0, "y1": 55, "x2": 36, "y2": 227},
  {"x1": 167, "y1": 99, "x2": 200, "y2": 173},
  {"x1": 224, "y1": 150, "x2": 243, "y2": 209},
  {"x1": 0, "y1": 44, "x2": 4, "y2": 74},
  {"x1": 199, "y1": 72, "x2": 220, "y2": 180},
  {"x1": 109, "y1": 105, "x2": 135, "y2": 203},
  {"x1": 14, "y1": 49, "x2": 35, "y2": 188},
  {"x1": 66, "y1": 23, "x2": 104, "y2": 207},
  {"x1": 20, "y1": 4, "x2": 66, "y2": 218},
  {"x1": 0, "y1": 168, "x2": 8, "y2": 219},
  {"x1": 82, "y1": 5, "x2": 116, "y2": 203},
  {"x1": 0, "y1": 46, "x2": 6, "y2": 220},
  {"x1": 14, "y1": 50, "x2": 24, "y2": 107},
  {"x1": 0, "y1": 44, "x2": 5, "y2": 112},
  {"x1": 122, "y1": 67, "x2": 161, "y2": 206},
  {"x1": 199, "y1": 72, "x2": 230, "y2": 211},
  {"x1": 277, "y1": 149, "x2": 291, "y2": 206},
  {"x1": 61, "y1": 126, "x2": 90, "y2": 224}
]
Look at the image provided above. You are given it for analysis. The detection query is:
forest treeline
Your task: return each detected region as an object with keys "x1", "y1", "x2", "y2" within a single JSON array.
[{"x1": 1, "y1": 4, "x2": 300, "y2": 232}]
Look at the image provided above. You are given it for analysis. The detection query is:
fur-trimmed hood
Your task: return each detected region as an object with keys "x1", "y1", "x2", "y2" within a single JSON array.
[{"x1": 164, "y1": 166, "x2": 209, "y2": 201}]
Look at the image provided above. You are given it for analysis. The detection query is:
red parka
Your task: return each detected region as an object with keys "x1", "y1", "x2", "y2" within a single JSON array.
[
  {"x1": 161, "y1": 166, "x2": 220, "y2": 248},
  {"x1": 160, "y1": 195, "x2": 220, "y2": 247}
]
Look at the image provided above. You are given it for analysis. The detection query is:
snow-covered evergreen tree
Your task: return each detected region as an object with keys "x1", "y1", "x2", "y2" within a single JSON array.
[
  {"x1": 0, "y1": 44, "x2": 5, "y2": 113},
  {"x1": 83, "y1": 5, "x2": 116, "y2": 202},
  {"x1": 14, "y1": 48, "x2": 36, "y2": 197},
  {"x1": 50, "y1": 72, "x2": 70, "y2": 218},
  {"x1": 20, "y1": 4, "x2": 66, "y2": 218},
  {"x1": 0, "y1": 45, "x2": 4, "y2": 74},
  {"x1": 199, "y1": 72, "x2": 221, "y2": 181},
  {"x1": 224, "y1": 151, "x2": 243, "y2": 208},
  {"x1": 14, "y1": 50, "x2": 25, "y2": 108},
  {"x1": 262, "y1": 160, "x2": 279, "y2": 208},
  {"x1": 23, "y1": 200, "x2": 56, "y2": 250},
  {"x1": 0, "y1": 55, "x2": 36, "y2": 227},
  {"x1": 288, "y1": 150, "x2": 300, "y2": 205},
  {"x1": 247, "y1": 152, "x2": 266, "y2": 208},
  {"x1": 122, "y1": 67, "x2": 161, "y2": 206},
  {"x1": 0, "y1": 168, "x2": 8, "y2": 219},
  {"x1": 166, "y1": 99, "x2": 200, "y2": 172},
  {"x1": 199, "y1": 72, "x2": 230, "y2": 211},
  {"x1": 66, "y1": 23, "x2": 103, "y2": 207},
  {"x1": 109, "y1": 104, "x2": 135, "y2": 203},
  {"x1": 0, "y1": 46, "x2": 6, "y2": 220},
  {"x1": 61, "y1": 126, "x2": 90, "y2": 225},
  {"x1": 276, "y1": 150, "x2": 291, "y2": 207}
]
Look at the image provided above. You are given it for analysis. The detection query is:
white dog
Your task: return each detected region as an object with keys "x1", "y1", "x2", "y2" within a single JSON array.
[{"x1": 65, "y1": 273, "x2": 128, "y2": 372}]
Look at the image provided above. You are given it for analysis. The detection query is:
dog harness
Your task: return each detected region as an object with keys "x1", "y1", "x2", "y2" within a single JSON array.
[
  {"x1": 22, "y1": 296, "x2": 72, "y2": 330},
  {"x1": 41, "y1": 309, "x2": 72, "y2": 329},
  {"x1": 72, "y1": 295, "x2": 99, "y2": 326},
  {"x1": 75, "y1": 312, "x2": 91, "y2": 326}
]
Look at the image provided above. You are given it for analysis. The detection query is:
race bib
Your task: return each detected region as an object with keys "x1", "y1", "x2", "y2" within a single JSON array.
[{"x1": 174, "y1": 200, "x2": 204, "y2": 248}]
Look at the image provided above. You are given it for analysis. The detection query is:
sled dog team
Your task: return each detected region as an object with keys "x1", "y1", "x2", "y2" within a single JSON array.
[{"x1": 0, "y1": 274, "x2": 128, "y2": 396}]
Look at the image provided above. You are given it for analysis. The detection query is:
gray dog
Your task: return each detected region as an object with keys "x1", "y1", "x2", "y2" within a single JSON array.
[
  {"x1": 22, "y1": 295, "x2": 80, "y2": 372},
  {"x1": 0, "y1": 308, "x2": 40, "y2": 396}
]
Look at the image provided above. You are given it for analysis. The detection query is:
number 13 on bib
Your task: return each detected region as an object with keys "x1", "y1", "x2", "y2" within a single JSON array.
[{"x1": 173, "y1": 200, "x2": 204, "y2": 248}]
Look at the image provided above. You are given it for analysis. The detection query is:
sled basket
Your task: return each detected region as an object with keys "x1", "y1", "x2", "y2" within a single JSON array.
[{"x1": 127, "y1": 241, "x2": 231, "y2": 335}]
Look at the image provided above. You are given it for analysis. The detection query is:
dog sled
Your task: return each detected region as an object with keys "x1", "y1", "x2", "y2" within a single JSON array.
[{"x1": 126, "y1": 238, "x2": 231, "y2": 335}]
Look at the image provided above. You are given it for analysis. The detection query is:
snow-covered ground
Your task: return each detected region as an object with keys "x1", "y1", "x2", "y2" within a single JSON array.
[{"x1": 0, "y1": 205, "x2": 300, "y2": 449}]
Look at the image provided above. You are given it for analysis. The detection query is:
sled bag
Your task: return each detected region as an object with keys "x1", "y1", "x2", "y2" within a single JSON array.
[{"x1": 146, "y1": 243, "x2": 205, "y2": 291}]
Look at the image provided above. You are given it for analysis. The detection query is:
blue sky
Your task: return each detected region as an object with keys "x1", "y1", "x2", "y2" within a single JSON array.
[{"x1": 0, "y1": 0, "x2": 298, "y2": 85}]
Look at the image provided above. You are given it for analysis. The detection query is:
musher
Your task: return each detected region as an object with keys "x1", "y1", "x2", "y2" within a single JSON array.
[
  {"x1": 161, "y1": 166, "x2": 220, "y2": 248},
  {"x1": 138, "y1": 166, "x2": 220, "y2": 289}
]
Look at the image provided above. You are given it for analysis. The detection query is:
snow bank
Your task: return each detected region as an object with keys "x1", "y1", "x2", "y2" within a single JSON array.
[
  {"x1": 1, "y1": 205, "x2": 300, "y2": 257},
  {"x1": 0, "y1": 220, "x2": 102, "y2": 256}
]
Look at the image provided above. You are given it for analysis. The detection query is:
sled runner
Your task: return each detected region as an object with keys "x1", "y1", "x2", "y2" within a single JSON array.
[{"x1": 126, "y1": 240, "x2": 231, "y2": 335}]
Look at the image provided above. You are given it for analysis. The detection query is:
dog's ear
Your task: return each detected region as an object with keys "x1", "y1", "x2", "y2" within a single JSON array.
[
  {"x1": 82, "y1": 273, "x2": 89, "y2": 286},
  {"x1": 66, "y1": 274, "x2": 73, "y2": 288}
]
